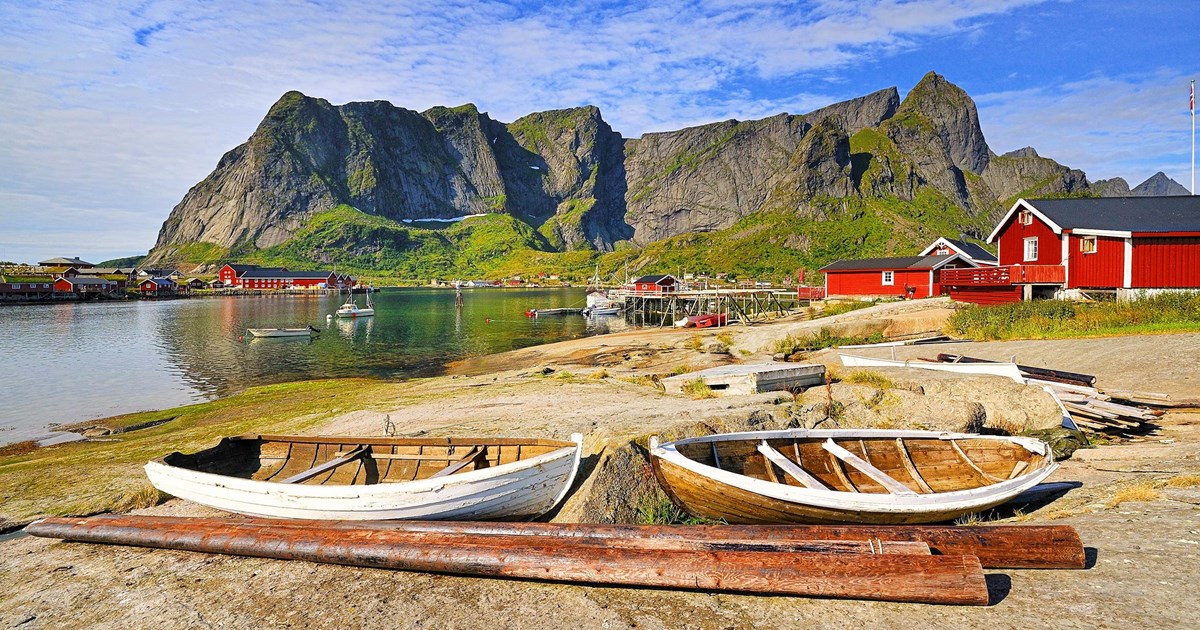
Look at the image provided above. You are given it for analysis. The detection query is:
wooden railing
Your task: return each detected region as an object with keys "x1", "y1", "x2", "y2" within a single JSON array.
[
  {"x1": 941, "y1": 265, "x2": 1065, "y2": 286},
  {"x1": 796, "y1": 286, "x2": 826, "y2": 300}
]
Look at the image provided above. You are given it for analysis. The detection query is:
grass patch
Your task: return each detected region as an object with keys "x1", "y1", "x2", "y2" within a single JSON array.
[
  {"x1": 684, "y1": 335, "x2": 704, "y2": 352},
  {"x1": 773, "y1": 328, "x2": 886, "y2": 356},
  {"x1": 617, "y1": 375, "x2": 659, "y2": 388},
  {"x1": 820, "y1": 300, "x2": 878, "y2": 318},
  {"x1": 0, "y1": 378, "x2": 395, "y2": 525},
  {"x1": 715, "y1": 331, "x2": 734, "y2": 346},
  {"x1": 670, "y1": 364, "x2": 694, "y2": 376},
  {"x1": 588, "y1": 369, "x2": 610, "y2": 380},
  {"x1": 1107, "y1": 481, "x2": 1160, "y2": 508},
  {"x1": 840, "y1": 369, "x2": 894, "y2": 389},
  {"x1": 682, "y1": 379, "x2": 716, "y2": 399},
  {"x1": 1165, "y1": 474, "x2": 1200, "y2": 488},
  {"x1": 946, "y1": 293, "x2": 1200, "y2": 341}
]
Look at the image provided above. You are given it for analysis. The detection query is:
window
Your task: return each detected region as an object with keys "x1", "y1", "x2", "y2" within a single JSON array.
[
  {"x1": 1080, "y1": 236, "x2": 1097, "y2": 254},
  {"x1": 1023, "y1": 237, "x2": 1039, "y2": 261},
  {"x1": 1019, "y1": 210, "x2": 1033, "y2": 225},
  {"x1": 881, "y1": 271, "x2": 894, "y2": 286}
]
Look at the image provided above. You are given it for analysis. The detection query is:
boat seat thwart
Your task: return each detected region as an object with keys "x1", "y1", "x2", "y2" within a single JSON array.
[
  {"x1": 822, "y1": 439, "x2": 917, "y2": 496},
  {"x1": 756, "y1": 441, "x2": 829, "y2": 490},
  {"x1": 280, "y1": 446, "x2": 368, "y2": 484}
]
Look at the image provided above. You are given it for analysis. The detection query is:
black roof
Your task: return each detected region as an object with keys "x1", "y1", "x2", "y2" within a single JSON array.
[
  {"x1": 1027, "y1": 196, "x2": 1200, "y2": 232},
  {"x1": 942, "y1": 238, "x2": 997, "y2": 262},
  {"x1": 225, "y1": 263, "x2": 263, "y2": 274},
  {"x1": 633, "y1": 274, "x2": 674, "y2": 284},
  {"x1": 820, "y1": 254, "x2": 957, "y2": 272}
]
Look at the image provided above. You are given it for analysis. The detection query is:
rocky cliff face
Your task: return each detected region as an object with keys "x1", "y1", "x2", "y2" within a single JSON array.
[
  {"x1": 150, "y1": 73, "x2": 1130, "y2": 266},
  {"x1": 1131, "y1": 171, "x2": 1191, "y2": 196}
]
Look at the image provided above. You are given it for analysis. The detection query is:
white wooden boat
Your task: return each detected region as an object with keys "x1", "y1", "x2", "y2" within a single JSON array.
[
  {"x1": 839, "y1": 354, "x2": 1025, "y2": 383},
  {"x1": 582, "y1": 306, "x2": 620, "y2": 316},
  {"x1": 248, "y1": 326, "x2": 317, "y2": 338},
  {"x1": 650, "y1": 429, "x2": 1057, "y2": 524},
  {"x1": 145, "y1": 433, "x2": 583, "y2": 521}
]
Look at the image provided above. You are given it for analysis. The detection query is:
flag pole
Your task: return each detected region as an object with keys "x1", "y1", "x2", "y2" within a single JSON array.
[{"x1": 1191, "y1": 79, "x2": 1195, "y2": 195}]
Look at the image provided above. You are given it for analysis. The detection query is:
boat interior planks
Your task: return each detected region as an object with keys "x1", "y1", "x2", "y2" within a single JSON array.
[{"x1": 651, "y1": 429, "x2": 1058, "y2": 525}]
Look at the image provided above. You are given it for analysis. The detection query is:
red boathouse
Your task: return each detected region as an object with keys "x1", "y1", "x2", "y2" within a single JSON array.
[
  {"x1": 943, "y1": 196, "x2": 1200, "y2": 304},
  {"x1": 820, "y1": 253, "x2": 979, "y2": 300}
]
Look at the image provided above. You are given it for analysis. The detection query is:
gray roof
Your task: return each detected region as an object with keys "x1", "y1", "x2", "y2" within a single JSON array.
[
  {"x1": 39, "y1": 257, "x2": 93, "y2": 267},
  {"x1": 821, "y1": 255, "x2": 951, "y2": 272},
  {"x1": 224, "y1": 263, "x2": 264, "y2": 274},
  {"x1": 942, "y1": 238, "x2": 997, "y2": 262},
  {"x1": 1027, "y1": 196, "x2": 1200, "y2": 232}
]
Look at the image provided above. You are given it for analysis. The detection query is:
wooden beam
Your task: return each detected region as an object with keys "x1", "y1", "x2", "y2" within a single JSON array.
[
  {"x1": 894, "y1": 438, "x2": 934, "y2": 494},
  {"x1": 822, "y1": 439, "x2": 916, "y2": 495},
  {"x1": 947, "y1": 440, "x2": 1006, "y2": 484},
  {"x1": 430, "y1": 446, "x2": 484, "y2": 479},
  {"x1": 279, "y1": 446, "x2": 367, "y2": 484},
  {"x1": 757, "y1": 441, "x2": 829, "y2": 490}
]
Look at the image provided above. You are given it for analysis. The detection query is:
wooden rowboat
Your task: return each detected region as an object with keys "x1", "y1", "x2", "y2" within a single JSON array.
[
  {"x1": 144, "y1": 433, "x2": 583, "y2": 521},
  {"x1": 650, "y1": 429, "x2": 1057, "y2": 525}
]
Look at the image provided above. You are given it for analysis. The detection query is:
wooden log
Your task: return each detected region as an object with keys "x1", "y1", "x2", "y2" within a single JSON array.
[
  {"x1": 27, "y1": 517, "x2": 988, "y2": 605},
  {"x1": 32, "y1": 515, "x2": 1085, "y2": 570}
]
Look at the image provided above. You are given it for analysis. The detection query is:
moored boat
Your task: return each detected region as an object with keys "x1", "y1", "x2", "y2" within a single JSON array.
[
  {"x1": 335, "y1": 288, "x2": 375, "y2": 318},
  {"x1": 650, "y1": 428, "x2": 1057, "y2": 525},
  {"x1": 248, "y1": 326, "x2": 318, "y2": 338},
  {"x1": 144, "y1": 433, "x2": 583, "y2": 521}
]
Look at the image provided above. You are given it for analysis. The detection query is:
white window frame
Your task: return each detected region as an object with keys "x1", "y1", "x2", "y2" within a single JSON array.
[
  {"x1": 1080, "y1": 236, "x2": 1097, "y2": 255},
  {"x1": 1023, "y1": 237, "x2": 1039, "y2": 262},
  {"x1": 1019, "y1": 211, "x2": 1033, "y2": 226},
  {"x1": 881, "y1": 271, "x2": 895, "y2": 286}
]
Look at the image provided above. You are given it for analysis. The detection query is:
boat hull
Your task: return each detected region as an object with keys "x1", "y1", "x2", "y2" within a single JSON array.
[
  {"x1": 651, "y1": 429, "x2": 1057, "y2": 525},
  {"x1": 248, "y1": 328, "x2": 313, "y2": 338},
  {"x1": 335, "y1": 308, "x2": 374, "y2": 318},
  {"x1": 145, "y1": 434, "x2": 582, "y2": 521}
]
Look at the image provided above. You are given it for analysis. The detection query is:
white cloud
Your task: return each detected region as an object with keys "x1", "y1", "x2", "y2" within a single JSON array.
[
  {"x1": 977, "y1": 69, "x2": 1197, "y2": 189},
  {"x1": 0, "y1": 0, "x2": 1083, "y2": 261}
]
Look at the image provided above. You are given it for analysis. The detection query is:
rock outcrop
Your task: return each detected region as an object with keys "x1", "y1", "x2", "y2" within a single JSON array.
[{"x1": 1131, "y1": 171, "x2": 1190, "y2": 196}]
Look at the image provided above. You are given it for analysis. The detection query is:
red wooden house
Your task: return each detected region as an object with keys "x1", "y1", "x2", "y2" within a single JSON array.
[
  {"x1": 139, "y1": 277, "x2": 175, "y2": 295},
  {"x1": 943, "y1": 196, "x2": 1200, "y2": 304},
  {"x1": 631, "y1": 274, "x2": 677, "y2": 293},
  {"x1": 820, "y1": 253, "x2": 979, "y2": 299}
]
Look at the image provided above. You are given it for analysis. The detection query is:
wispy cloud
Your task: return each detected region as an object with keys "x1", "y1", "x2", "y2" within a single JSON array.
[
  {"x1": 977, "y1": 69, "x2": 1196, "y2": 188},
  {"x1": 6, "y1": 0, "x2": 1183, "y2": 263}
]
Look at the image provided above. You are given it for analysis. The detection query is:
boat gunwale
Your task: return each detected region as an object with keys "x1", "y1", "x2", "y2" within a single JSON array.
[{"x1": 650, "y1": 429, "x2": 1058, "y2": 513}]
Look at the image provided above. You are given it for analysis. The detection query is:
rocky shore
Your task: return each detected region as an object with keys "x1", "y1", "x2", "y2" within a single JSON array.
[{"x1": 2, "y1": 300, "x2": 1198, "y2": 628}]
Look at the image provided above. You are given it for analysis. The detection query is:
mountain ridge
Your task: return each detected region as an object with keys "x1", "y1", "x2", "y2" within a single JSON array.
[{"x1": 144, "y1": 72, "x2": 1190, "y2": 279}]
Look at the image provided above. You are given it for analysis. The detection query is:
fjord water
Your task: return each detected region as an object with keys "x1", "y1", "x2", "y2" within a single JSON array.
[{"x1": 0, "y1": 288, "x2": 617, "y2": 445}]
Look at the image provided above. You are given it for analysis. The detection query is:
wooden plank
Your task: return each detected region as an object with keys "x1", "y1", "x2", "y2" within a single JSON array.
[
  {"x1": 429, "y1": 446, "x2": 484, "y2": 479},
  {"x1": 894, "y1": 439, "x2": 934, "y2": 494},
  {"x1": 822, "y1": 440, "x2": 916, "y2": 495},
  {"x1": 29, "y1": 515, "x2": 1086, "y2": 570},
  {"x1": 28, "y1": 516, "x2": 989, "y2": 605},
  {"x1": 947, "y1": 440, "x2": 1005, "y2": 484},
  {"x1": 756, "y1": 441, "x2": 829, "y2": 490},
  {"x1": 279, "y1": 446, "x2": 367, "y2": 484}
]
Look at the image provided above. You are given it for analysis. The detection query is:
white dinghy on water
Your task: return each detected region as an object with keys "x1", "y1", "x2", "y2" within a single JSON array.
[
  {"x1": 247, "y1": 326, "x2": 318, "y2": 338},
  {"x1": 145, "y1": 433, "x2": 584, "y2": 521}
]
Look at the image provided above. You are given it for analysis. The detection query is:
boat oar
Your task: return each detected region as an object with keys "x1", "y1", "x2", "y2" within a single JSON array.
[
  {"x1": 147, "y1": 516, "x2": 1083, "y2": 569},
  {"x1": 28, "y1": 516, "x2": 990, "y2": 605}
]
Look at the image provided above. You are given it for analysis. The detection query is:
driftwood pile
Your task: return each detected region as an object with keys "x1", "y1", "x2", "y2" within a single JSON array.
[
  {"x1": 28, "y1": 515, "x2": 1087, "y2": 606},
  {"x1": 935, "y1": 354, "x2": 1165, "y2": 435}
]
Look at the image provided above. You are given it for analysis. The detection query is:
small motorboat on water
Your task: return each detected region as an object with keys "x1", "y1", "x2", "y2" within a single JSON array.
[
  {"x1": 582, "y1": 305, "x2": 620, "y2": 316},
  {"x1": 336, "y1": 288, "x2": 375, "y2": 318},
  {"x1": 650, "y1": 428, "x2": 1058, "y2": 525},
  {"x1": 248, "y1": 326, "x2": 318, "y2": 338},
  {"x1": 145, "y1": 433, "x2": 584, "y2": 521}
]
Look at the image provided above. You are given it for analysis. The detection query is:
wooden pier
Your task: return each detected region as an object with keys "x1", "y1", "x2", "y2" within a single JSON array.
[{"x1": 614, "y1": 289, "x2": 806, "y2": 327}]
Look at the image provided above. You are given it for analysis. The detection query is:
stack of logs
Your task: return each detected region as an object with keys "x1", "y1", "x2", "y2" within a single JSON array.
[
  {"x1": 27, "y1": 515, "x2": 1088, "y2": 606},
  {"x1": 935, "y1": 354, "x2": 1165, "y2": 435}
]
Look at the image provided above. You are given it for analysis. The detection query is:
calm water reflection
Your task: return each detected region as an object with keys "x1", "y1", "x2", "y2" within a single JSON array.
[{"x1": 0, "y1": 288, "x2": 623, "y2": 444}]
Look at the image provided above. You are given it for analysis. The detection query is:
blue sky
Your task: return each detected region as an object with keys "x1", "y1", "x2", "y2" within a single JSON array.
[{"x1": 1, "y1": 0, "x2": 1197, "y2": 264}]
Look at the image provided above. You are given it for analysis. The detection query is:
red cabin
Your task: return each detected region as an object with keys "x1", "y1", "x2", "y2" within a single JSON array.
[
  {"x1": 820, "y1": 254, "x2": 978, "y2": 300},
  {"x1": 943, "y1": 196, "x2": 1200, "y2": 304},
  {"x1": 631, "y1": 274, "x2": 677, "y2": 294}
]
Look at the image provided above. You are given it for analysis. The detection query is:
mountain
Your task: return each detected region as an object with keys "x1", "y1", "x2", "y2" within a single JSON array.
[
  {"x1": 147, "y1": 72, "x2": 1114, "y2": 278},
  {"x1": 1131, "y1": 171, "x2": 1191, "y2": 196}
]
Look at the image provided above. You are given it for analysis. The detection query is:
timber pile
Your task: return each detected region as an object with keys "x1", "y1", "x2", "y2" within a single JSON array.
[
  {"x1": 935, "y1": 354, "x2": 1162, "y2": 435},
  {"x1": 27, "y1": 515, "x2": 1089, "y2": 606}
]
